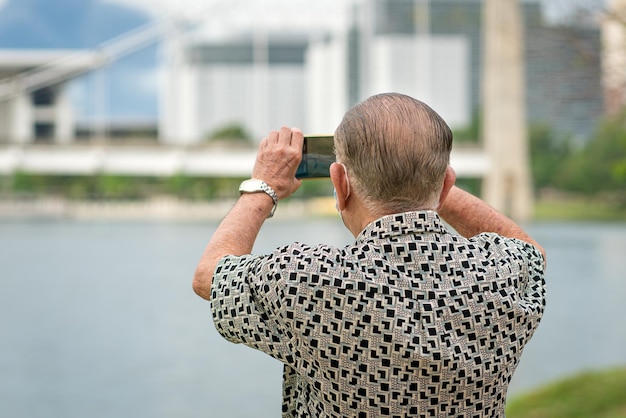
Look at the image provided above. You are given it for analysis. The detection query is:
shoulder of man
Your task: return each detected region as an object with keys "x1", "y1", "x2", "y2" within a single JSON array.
[{"x1": 469, "y1": 232, "x2": 545, "y2": 268}]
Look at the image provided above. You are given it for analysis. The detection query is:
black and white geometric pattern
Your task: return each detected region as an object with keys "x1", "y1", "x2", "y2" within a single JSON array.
[{"x1": 211, "y1": 211, "x2": 546, "y2": 417}]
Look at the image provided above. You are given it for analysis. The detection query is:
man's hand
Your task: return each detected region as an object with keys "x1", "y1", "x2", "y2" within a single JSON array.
[
  {"x1": 192, "y1": 127, "x2": 304, "y2": 300},
  {"x1": 252, "y1": 127, "x2": 304, "y2": 200}
]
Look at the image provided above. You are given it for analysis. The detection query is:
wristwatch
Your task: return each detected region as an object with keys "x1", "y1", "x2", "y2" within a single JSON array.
[{"x1": 239, "y1": 178, "x2": 278, "y2": 218}]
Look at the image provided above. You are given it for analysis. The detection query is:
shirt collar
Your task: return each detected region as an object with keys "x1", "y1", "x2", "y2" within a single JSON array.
[{"x1": 355, "y1": 210, "x2": 448, "y2": 244}]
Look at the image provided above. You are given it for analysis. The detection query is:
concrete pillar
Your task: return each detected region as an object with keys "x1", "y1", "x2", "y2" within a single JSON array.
[
  {"x1": 306, "y1": 34, "x2": 349, "y2": 134},
  {"x1": 602, "y1": 0, "x2": 626, "y2": 115},
  {"x1": 0, "y1": 100, "x2": 10, "y2": 143},
  {"x1": 159, "y1": 26, "x2": 198, "y2": 145},
  {"x1": 9, "y1": 92, "x2": 33, "y2": 144},
  {"x1": 481, "y1": 0, "x2": 533, "y2": 221},
  {"x1": 0, "y1": 82, "x2": 26, "y2": 143},
  {"x1": 55, "y1": 82, "x2": 76, "y2": 144}
]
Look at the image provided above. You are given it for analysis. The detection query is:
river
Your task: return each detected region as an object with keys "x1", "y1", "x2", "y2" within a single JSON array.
[{"x1": 1, "y1": 217, "x2": 625, "y2": 418}]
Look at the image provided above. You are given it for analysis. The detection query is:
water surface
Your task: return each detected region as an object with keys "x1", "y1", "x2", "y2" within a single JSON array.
[{"x1": 1, "y1": 218, "x2": 624, "y2": 417}]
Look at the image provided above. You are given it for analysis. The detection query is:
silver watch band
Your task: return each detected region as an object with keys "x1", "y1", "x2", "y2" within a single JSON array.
[
  {"x1": 239, "y1": 179, "x2": 278, "y2": 218},
  {"x1": 258, "y1": 181, "x2": 278, "y2": 217}
]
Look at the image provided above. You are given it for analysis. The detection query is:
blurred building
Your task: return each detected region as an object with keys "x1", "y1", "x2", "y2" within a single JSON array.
[
  {"x1": 307, "y1": 0, "x2": 474, "y2": 135},
  {"x1": 160, "y1": 0, "x2": 604, "y2": 145},
  {"x1": 159, "y1": 32, "x2": 310, "y2": 145},
  {"x1": 311, "y1": 0, "x2": 603, "y2": 140},
  {"x1": 524, "y1": 5, "x2": 604, "y2": 141}
]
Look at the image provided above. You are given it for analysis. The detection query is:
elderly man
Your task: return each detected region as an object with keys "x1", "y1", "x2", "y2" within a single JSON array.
[{"x1": 193, "y1": 93, "x2": 546, "y2": 417}]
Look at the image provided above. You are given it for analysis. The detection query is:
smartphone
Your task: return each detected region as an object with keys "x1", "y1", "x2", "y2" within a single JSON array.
[{"x1": 296, "y1": 135, "x2": 335, "y2": 179}]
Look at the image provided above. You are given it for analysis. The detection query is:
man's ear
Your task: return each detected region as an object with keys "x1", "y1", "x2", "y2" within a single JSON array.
[
  {"x1": 438, "y1": 166, "x2": 456, "y2": 209},
  {"x1": 330, "y1": 162, "x2": 350, "y2": 211}
]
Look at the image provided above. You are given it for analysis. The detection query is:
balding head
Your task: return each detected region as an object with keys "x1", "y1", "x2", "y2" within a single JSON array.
[{"x1": 334, "y1": 93, "x2": 453, "y2": 214}]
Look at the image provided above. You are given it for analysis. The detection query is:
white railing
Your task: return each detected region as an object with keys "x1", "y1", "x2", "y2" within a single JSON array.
[{"x1": 0, "y1": 144, "x2": 489, "y2": 178}]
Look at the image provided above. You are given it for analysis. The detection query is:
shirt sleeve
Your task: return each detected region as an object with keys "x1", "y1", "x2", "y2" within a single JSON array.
[
  {"x1": 210, "y1": 251, "x2": 298, "y2": 364},
  {"x1": 473, "y1": 233, "x2": 547, "y2": 319},
  {"x1": 510, "y1": 237, "x2": 547, "y2": 316}
]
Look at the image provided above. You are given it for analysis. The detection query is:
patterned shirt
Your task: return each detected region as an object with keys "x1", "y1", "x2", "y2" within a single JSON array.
[{"x1": 211, "y1": 211, "x2": 546, "y2": 417}]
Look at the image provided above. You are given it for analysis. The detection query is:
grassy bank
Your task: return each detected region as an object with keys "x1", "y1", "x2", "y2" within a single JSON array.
[
  {"x1": 534, "y1": 195, "x2": 626, "y2": 222},
  {"x1": 506, "y1": 367, "x2": 626, "y2": 418}
]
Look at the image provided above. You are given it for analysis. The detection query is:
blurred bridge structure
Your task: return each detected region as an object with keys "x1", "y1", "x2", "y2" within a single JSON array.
[{"x1": 0, "y1": 143, "x2": 490, "y2": 179}]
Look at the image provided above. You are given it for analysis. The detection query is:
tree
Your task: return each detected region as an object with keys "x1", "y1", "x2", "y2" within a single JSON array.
[
  {"x1": 206, "y1": 123, "x2": 253, "y2": 144},
  {"x1": 529, "y1": 124, "x2": 574, "y2": 192},
  {"x1": 555, "y1": 109, "x2": 626, "y2": 205}
]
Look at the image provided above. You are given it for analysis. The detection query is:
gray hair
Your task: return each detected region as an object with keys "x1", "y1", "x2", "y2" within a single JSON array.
[{"x1": 334, "y1": 93, "x2": 453, "y2": 214}]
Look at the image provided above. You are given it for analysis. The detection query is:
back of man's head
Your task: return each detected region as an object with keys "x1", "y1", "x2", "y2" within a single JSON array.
[{"x1": 334, "y1": 93, "x2": 453, "y2": 214}]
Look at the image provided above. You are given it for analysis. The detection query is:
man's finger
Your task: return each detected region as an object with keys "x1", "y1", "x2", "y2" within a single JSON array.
[{"x1": 276, "y1": 126, "x2": 292, "y2": 145}]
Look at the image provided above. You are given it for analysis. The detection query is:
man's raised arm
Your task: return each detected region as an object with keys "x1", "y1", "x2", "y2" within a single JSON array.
[
  {"x1": 192, "y1": 127, "x2": 304, "y2": 300},
  {"x1": 439, "y1": 186, "x2": 546, "y2": 261}
]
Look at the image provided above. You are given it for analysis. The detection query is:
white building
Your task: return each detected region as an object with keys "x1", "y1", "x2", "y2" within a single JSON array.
[
  {"x1": 306, "y1": 31, "x2": 471, "y2": 134},
  {"x1": 159, "y1": 32, "x2": 310, "y2": 145},
  {"x1": 160, "y1": 1, "x2": 472, "y2": 145},
  {"x1": 0, "y1": 4, "x2": 473, "y2": 147},
  {"x1": 0, "y1": 49, "x2": 101, "y2": 144}
]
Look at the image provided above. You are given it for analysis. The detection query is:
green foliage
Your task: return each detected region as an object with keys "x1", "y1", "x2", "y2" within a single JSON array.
[
  {"x1": 294, "y1": 178, "x2": 334, "y2": 198},
  {"x1": 3, "y1": 173, "x2": 331, "y2": 201},
  {"x1": 534, "y1": 195, "x2": 626, "y2": 221},
  {"x1": 10, "y1": 173, "x2": 164, "y2": 200},
  {"x1": 207, "y1": 123, "x2": 253, "y2": 143},
  {"x1": 529, "y1": 123, "x2": 574, "y2": 191},
  {"x1": 12, "y1": 172, "x2": 52, "y2": 195},
  {"x1": 452, "y1": 110, "x2": 481, "y2": 143},
  {"x1": 553, "y1": 111, "x2": 626, "y2": 205},
  {"x1": 506, "y1": 368, "x2": 626, "y2": 418},
  {"x1": 164, "y1": 174, "x2": 236, "y2": 200},
  {"x1": 98, "y1": 175, "x2": 147, "y2": 200},
  {"x1": 455, "y1": 178, "x2": 482, "y2": 197}
]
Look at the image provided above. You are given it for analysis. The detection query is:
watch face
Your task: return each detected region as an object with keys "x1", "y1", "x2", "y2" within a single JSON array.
[{"x1": 240, "y1": 179, "x2": 263, "y2": 193}]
